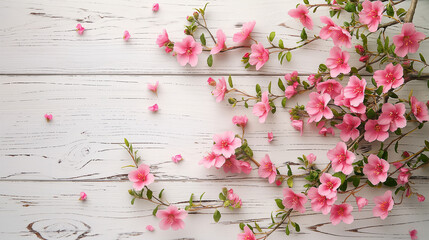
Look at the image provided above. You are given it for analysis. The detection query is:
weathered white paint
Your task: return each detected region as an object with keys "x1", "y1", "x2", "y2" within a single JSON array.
[{"x1": 0, "y1": 0, "x2": 428, "y2": 239}]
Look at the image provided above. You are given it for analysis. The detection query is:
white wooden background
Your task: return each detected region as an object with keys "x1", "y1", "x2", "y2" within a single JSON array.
[{"x1": 0, "y1": 0, "x2": 428, "y2": 239}]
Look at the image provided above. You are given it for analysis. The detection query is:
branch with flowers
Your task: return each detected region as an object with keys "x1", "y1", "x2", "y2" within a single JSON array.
[{"x1": 125, "y1": 0, "x2": 429, "y2": 238}]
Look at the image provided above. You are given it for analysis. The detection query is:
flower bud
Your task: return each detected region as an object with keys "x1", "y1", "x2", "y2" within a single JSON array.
[
  {"x1": 243, "y1": 53, "x2": 250, "y2": 58},
  {"x1": 165, "y1": 46, "x2": 172, "y2": 53},
  {"x1": 184, "y1": 29, "x2": 191, "y2": 35},
  {"x1": 193, "y1": 11, "x2": 199, "y2": 19},
  {"x1": 402, "y1": 151, "x2": 410, "y2": 158},
  {"x1": 359, "y1": 55, "x2": 369, "y2": 62},
  {"x1": 207, "y1": 77, "x2": 216, "y2": 86},
  {"x1": 355, "y1": 44, "x2": 365, "y2": 55},
  {"x1": 187, "y1": 16, "x2": 194, "y2": 22}
]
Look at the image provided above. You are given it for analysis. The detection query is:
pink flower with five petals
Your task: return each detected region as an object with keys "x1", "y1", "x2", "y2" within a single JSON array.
[
  {"x1": 327, "y1": 142, "x2": 355, "y2": 175},
  {"x1": 233, "y1": 21, "x2": 256, "y2": 43},
  {"x1": 173, "y1": 36, "x2": 202, "y2": 67},
  {"x1": 318, "y1": 173, "x2": 341, "y2": 199},
  {"x1": 308, "y1": 187, "x2": 337, "y2": 215},
  {"x1": 288, "y1": 4, "x2": 313, "y2": 30},
  {"x1": 336, "y1": 114, "x2": 361, "y2": 142},
  {"x1": 317, "y1": 79, "x2": 343, "y2": 98},
  {"x1": 373, "y1": 190, "x2": 393, "y2": 219},
  {"x1": 199, "y1": 152, "x2": 226, "y2": 169},
  {"x1": 156, "y1": 29, "x2": 170, "y2": 47},
  {"x1": 359, "y1": 0, "x2": 384, "y2": 32},
  {"x1": 156, "y1": 205, "x2": 187, "y2": 230},
  {"x1": 306, "y1": 92, "x2": 333, "y2": 123},
  {"x1": 410, "y1": 96, "x2": 429, "y2": 123},
  {"x1": 330, "y1": 203, "x2": 354, "y2": 225},
  {"x1": 252, "y1": 92, "x2": 271, "y2": 123},
  {"x1": 128, "y1": 164, "x2": 155, "y2": 191},
  {"x1": 249, "y1": 43, "x2": 269, "y2": 70},
  {"x1": 258, "y1": 154, "x2": 277, "y2": 184},
  {"x1": 393, "y1": 23, "x2": 425, "y2": 57},
  {"x1": 210, "y1": 29, "x2": 226, "y2": 55},
  {"x1": 378, "y1": 103, "x2": 406, "y2": 132},
  {"x1": 364, "y1": 120, "x2": 389, "y2": 142},
  {"x1": 343, "y1": 76, "x2": 366, "y2": 107},
  {"x1": 212, "y1": 131, "x2": 241, "y2": 158},
  {"x1": 222, "y1": 155, "x2": 242, "y2": 174},
  {"x1": 373, "y1": 63, "x2": 404, "y2": 93},
  {"x1": 326, "y1": 46, "x2": 351, "y2": 77},
  {"x1": 282, "y1": 188, "x2": 308, "y2": 213},
  {"x1": 363, "y1": 154, "x2": 389, "y2": 185}
]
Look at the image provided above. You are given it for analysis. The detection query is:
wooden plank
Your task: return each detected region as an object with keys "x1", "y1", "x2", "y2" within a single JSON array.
[
  {"x1": 0, "y1": 180, "x2": 428, "y2": 239},
  {"x1": 0, "y1": 75, "x2": 427, "y2": 181},
  {"x1": 0, "y1": 0, "x2": 428, "y2": 74}
]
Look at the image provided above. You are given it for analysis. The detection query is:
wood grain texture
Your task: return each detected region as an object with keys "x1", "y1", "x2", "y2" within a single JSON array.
[
  {"x1": 1, "y1": 0, "x2": 429, "y2": 239},
  {"x1": 0, "y1": 0, "x2": 428, "y2": 75}
]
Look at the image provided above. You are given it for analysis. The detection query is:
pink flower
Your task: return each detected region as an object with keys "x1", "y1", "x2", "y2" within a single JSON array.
[
  {"x1": 373, "y1": 63, "x2": 404, "y2": 93},
  {"x1": 227, "y1": 189, "x2": 242, "y2": 208},
  {"x1": 397, "y1": 168, "x2": 411, "y2": 185},
  {"x1": 249, "y1": 43, "x2": 269, "y2": 70},
  {"x1": 237, "y1": 226, "x2": 256, "y2": 240},
  {"x1": 79, "y1": 192, "x2": 87, "y2": 201},
  {"x1": 355, "y1": 196, "x2": 368, "y2": 211},
  {"x1": 128, "y1": 164, "x2": 155, "y2": 191},
  {"x1": 275, "y1": 179, "x2": 283, "y2": 186},
  {"x1": 318, "y1": 173, "x2": 341, "y2": 198},
  {"x1": 207, "y1": 77, "x2": 216, "y2": 86},
  {"x1": 148, "y1": 104, "x2": 159, "y2": 112},
  {"x1": 336, "y1": 114, "x2": 361, "y2": 142},
  {"x1": 308, "y1": 74, "x2": 322, "y2": 86},
  {"x1": 330, "y1": 203, "x2": 354, "y2": 225},
  {"x1": 212, "y1": 131, "x2": 241, "y2": 158},
  {"x1": 147, "y1": 81, "x2": 159, "y2": 93},
  {"x1": 330, "y1": 26, "x2": 352, "y2": 49},
  {"x1": 417, "y1": 194, "x2": 425, "y2": 202},
  {"x1": 327, "y1": 142, "x2": 355, "y2": 175},
  {"x1": 44, "y1": 114, "x2": 53, "y2": 121},
  {"x1": 363, "y1": 154, "x2": 389, "y2": 185},
  {"x1": 199, "y1": 152, "x2": 226, "y2": 169},
  {"x1": 212, "y1": 77, "x2": 227, "y2": 102},
  {"x1": 373, "y1": 190, "x2": 393, "y2": 219},
  {"x1": 288, "y1": 4, "x2": 313, "y2": 30},
  {"x1": 378, "y1": 103, "x2": 406, "y2": 131},
  {"x1": 267, "y1": 132, "x2": 273, "y2": 142},
  {"x1": 343, "y1": 76, "x2": 366, "y2": 107},
  {"x1": 317, "y1": 79, "x2": 342, "y2": 98},
  {"x1": 284, "y1": 71, "x2": 299, "y2": 83},
  {"x1": 156, "y1": 205, "x2": 187, "y2": 230},
  {"x1": 355, "y1": 45, "x2": 365, "y2": 55},
  {"x1": 152, "y1": 3, "x2": 159, "y2": 12},
  {"x1": 284, "y1": 85, "x2": 297, "y2": 99},
  {"x1": 319, "y1": 16, "x2": 337, "y2": 40},
  {"x1": 123, "y1": 30, "x2": 130, "y2": 41},
  {"x1": 76, "y1": 24, "x2": 85, "y2": 35},
  {"x1": 306, "y1": 92, "x2": 333, "y2": 123},
  {"x1": 411, "y1": 96, "x2": 429, "y2": 123},
  {"x1": 326, "y1": 46, "x2": 351, "y2": 77},
  {"x1": 319, "y1": 127, "x2": 335, "y2": 136},
  {"x1": 307, "y1": 153, "x2": 316, "y2": 165},
  {"x1": 334, "y1": 90, "x2": 367, "y2": 114},
  {"x1": 258, "y1": 154, "x2": 277, "y2": 184},
  {"x1": 173, "y1": 36, "x2": 202, "y2": 67},
  {"x1": 146, "y1": 225, "x2": 155, "y2": 232},
  {"x1": 171, "y1": 154, "x2": 183, "y2": 163},
  {"x1": 210, "y1": 29, "x2": 226, "y2": 55},
  {"x1": 409, "y1": 229, "x2": 418, "y2": 240},
  {"x1": 291, "y1": 120, "x2": 304, "y2": 135},
  {"x1": 233, "y1": 21, "x2": 256, "y2": 43},
  {"x1": 156, "y1": 29, "x2": 170, "y2": 47},
  {"x1": 232, "y1": 115, "x2": 248, "y2": 128},
  {"x1": 240, "y1": 161, "x2": 252, "y2": 174},
  {"x1": 282, "y1": 188, "x2": 308, "y2": 213},
  {"x1": 393, "y1": 23, "x2": 425, "y2": 57},
  {"x1": 359, "y1": 0, "x2": 384, "y2": 32},
  {"x1": 308, "y1": 187, "x2": 337, "y2": 215},
  {"x1": 364, "y1": 120, "x2": 389, "y2": 142},
  {"x1": 222, "y1": 155, "x2": 242, "y2": 174},
  {"x1": 253, "y1": 92, "x2": 271, "y2": 123}
]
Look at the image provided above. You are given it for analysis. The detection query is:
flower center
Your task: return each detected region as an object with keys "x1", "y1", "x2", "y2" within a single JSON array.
[
  {"x1": 167, "y1": 214, "x2": 176, "y2": 224},
  {"x1": 137, "y1": 172, "x2": 146, "y2": 181},
  {"x1": 380, "y1": 201, "x2": 389, "y2": 212},
  {"x1": 370, "y1": 9, "x2": 378, "y2": 18},
  {"x1": 374, "y1": 124, "x2": 381, "y2": 132},
  {"x1": 403, "y1": 36, "x2": 413, "y2": 46},
  {"x1": 354, "y1": 86, "x2": 362, "y2": 94},
  {"x1": 374, "y1": 163, "x2": 384, "y2": 175},
  {"x1": 221, "y1": 140, "x2": 229, "y2": 148},
  {"x1": 186, "y1": 49, "x2": 193, "y2": 55},
  {"x1": 337, "y1": 207, "x2": 344, "y2": 216},
  {"x1": 337, "y1": 153, "x2": 345, "y2": 163},
  {"x1": 416, "y1": 106, "x2": 421, "y2": 114},
  {"x1": 385, "y1": 72, "x2": 396, "y2": 83},
  {"x1": 336, "y1": 57, "x2": 344, "y2": 65},
  {"x1": 326, "y1": 181, "x2": 334, "y2": 190}
]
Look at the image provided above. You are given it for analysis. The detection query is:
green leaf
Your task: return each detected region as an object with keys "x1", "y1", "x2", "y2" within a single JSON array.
[
  {"x1": 285, "y1": 225, "x2": 290, "y2": 235},
  {"x1": 200, "y1": 33, "x2": 206, "y2": 46},
  {"x1": 199, "y1": 192, "x2": 205, "y2": 201},
  {"x1": 256, "y1": 84, "x2": 261, "y2": 94},
  {"x1": 131, "y1": 197, "x2": 136, "y2": 205},
  {"x1": 396, "y1": 8, "x2": 406, "y2": 17},
  {"x1": 333, "y1": 172, "x2": 346, "y2": 184},
  {"x1": 300, "y1": 28, "x2": 307, "y2": 40},
  {"x1": 268, "y1": 81, "x2": 272, "y2": 93},
  {"x1": 152, "y1": 205, "x2": 159, "y2": 216},
  {"x1": 345, "y1": 2, "x2": 356, "y2": 12},
  {"x1": 295, "y1": 223, "x2": 301, "y2": 232},
  {"x1": 269, "y1": 31, "x2": 276, "y2": 42},
  {"x1": 386, "y1": 4, "x2": 394, "y2": 17},
  {"x1": 425, "y1": 140, "x2": 429, "y2": 151},
  {"x1": 255, "y1": 222, "x2": 262, "y2": 232},
  {"x1": 275, "y1": 199, "x2": 285, "y2": 209},
  {"x1": 239, "y1": 223, "x2": 245, "y2": 230},
  {"x1": 124, "y1": 138, "x2": 129, "y2": 147},
  {"x1": 158, "y1": 189, "x2": 164, "y2": 198},
  {"x1": 377, "y1": 37, "x2": 384, "y2": 53},
  {"x1": 319, "y1": 64, "x2": 327, "y2": 72},
  {"x1": 228, "y1": 75, "x2": 233, "y2": 88},
  {"x1": 287, "y1": 177, "x2": 294, "y2": 188},
  {"x1": 189, "y1": 193, "x2": 194, "y2": 205},
  {"x1": 287, "y1": 164, "x2": 292, "y2": 176},
  {"x1": 303, "y1": 0, "x2": 309, "y2": 4},
  {"x1": 286, "y1": 51, "x2": 292, "y2": 62},
  {"x1": 213, "y1": 210, "x2": 221, "y2": 223},
  {"x1": 376, "y1": 86, "x2": 383, "y2": 95},
  {"x1": 394, "y1": 141, "x2": 399, "y2": 153},
  {"x1": 281, "y1": 97, "x2": 287, "y2": 108},
  {"x1": 279, "y1": 39, "x2": 284, "y2": 49},
  {"x1": 420, "y1": 53, "x2": 427, "y2": 64},
  {"x1": 366, "y1": 108, "x2": 376, "y2": 119},
  {"x1": 146, "y1": 189, "x2": 153, "y2": 200},
  {"x1": 219, "y1": 193, "x2": 226, "y2": 201},
  {"x1": 207, "y1": 54, "x2": 213, "y2": 67},
  {"x1": 383, "y1": 177, "x2": 397, "y2": 187},
  {"x1": 278, "y1": 78, "x2": 285, "y2": 91}
]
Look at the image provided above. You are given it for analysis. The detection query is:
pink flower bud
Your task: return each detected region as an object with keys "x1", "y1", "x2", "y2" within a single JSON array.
[
  {"x1": 275, "y1": 179, "x2": 283, "y2": 186},
  {"x1": 165, "y1": 47, "x2": 172, "y2": 53},
  {"x1": 186, "y1": 16, "x2": 194, "y2": 22},
  {"x1": 123, "y1": 30, "x2": 130, "y2": 41},
  {"x1": 409, "y1": 229, "x2": 418, "y2": 240},
  {"x1": 152, "y1": 3, "x2": 159, "y2": 12},
  {"x1": 146, "y1": 225, "x2": 155, "y2": 232},
  {"x1": 172, "y1": 154, "x2": 183, "y2": 163},
  {"x1": 207, "y1": 77, "x2": 216, "y2": 86},
  {"x1": 359, "y1": 55, "x2": 369, "y2": 62},
  {"x1": 267, "y1": 132, "x2": 274, "y2": 142},
  {"x1": 243, "y1": 53, "x2": 250, "y2": 58},
  {"x1": 417, "y1": 194, "x2": 425, "y2": 202},
  {"x1": 355, "y1": 44, "x2": 365, "y2": 55},
  {"x1": 402, "y1": 151, "x2": 410, "y2": 158},
  {"x1": 79, "y1": 192, "x2": 87, "y2": 200},
  {"x1": 148, "y1": 104, "x2": 159, "y2": 112},
  {"x1": 76, "y1": 24, "x2": 85, "y2": 35},
  {"x1": 193, "y1": 11, "x2": 199, "y2": 19},
  {"x1": 44, "y1": 114, "x2": 53, "y2": 121},
  {"x1": 306, "y1": 153, "x2": 316, "y2": 165}
]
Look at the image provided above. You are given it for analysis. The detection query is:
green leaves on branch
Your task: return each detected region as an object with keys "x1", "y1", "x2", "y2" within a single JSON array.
[{"x1": 213, "y1": 209, "x2": 221, "y2": 222}]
